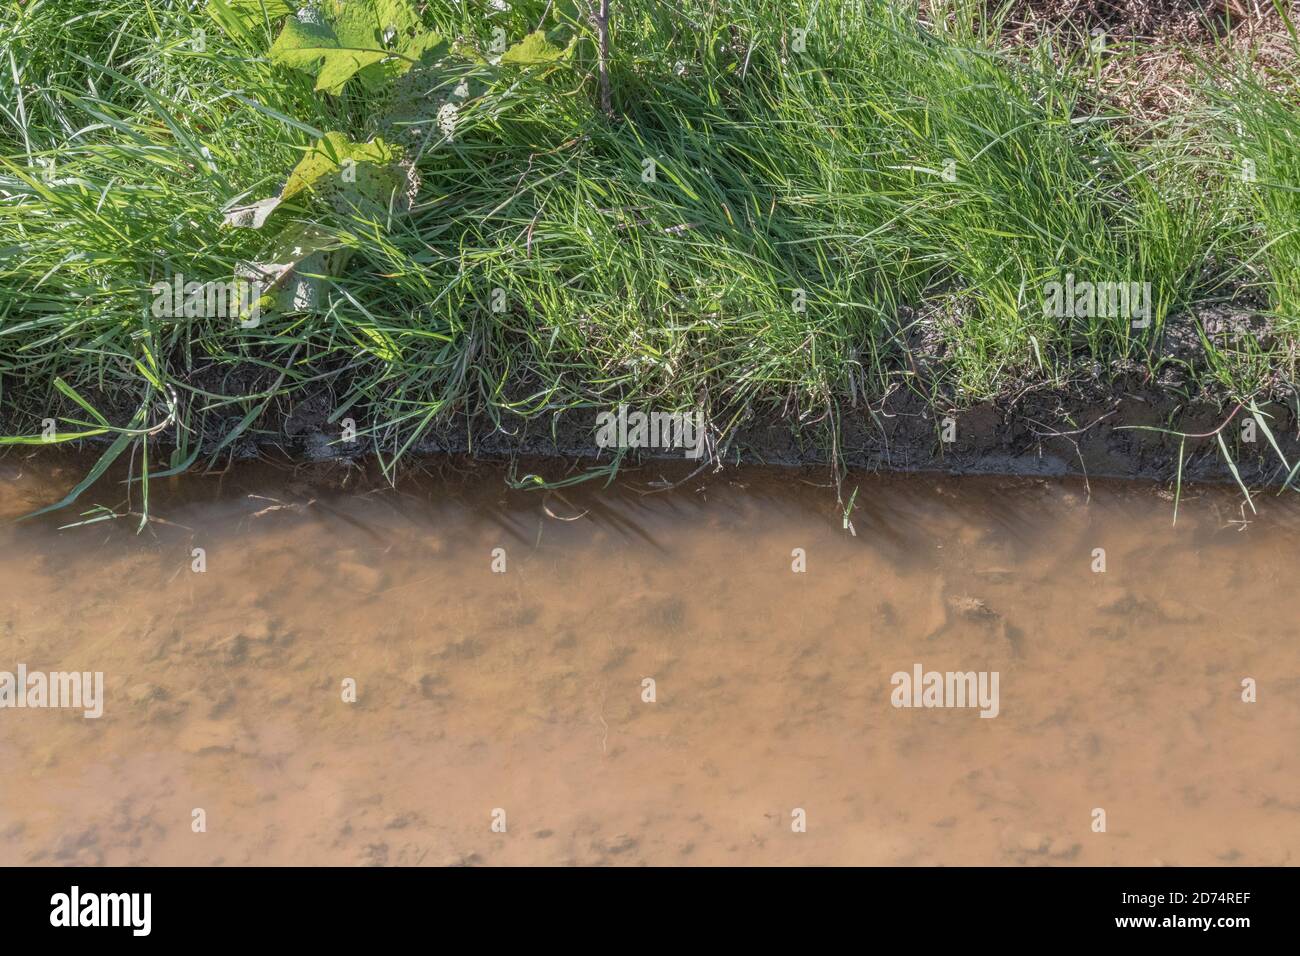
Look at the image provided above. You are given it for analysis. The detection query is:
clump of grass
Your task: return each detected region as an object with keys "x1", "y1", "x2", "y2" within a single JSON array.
[
  {"x1": 0, "y1": 0, "x2": 1292, "y2": 518},
  {"x1": 1203, "y1": 6, "x2": 1300, "y2": 343}
]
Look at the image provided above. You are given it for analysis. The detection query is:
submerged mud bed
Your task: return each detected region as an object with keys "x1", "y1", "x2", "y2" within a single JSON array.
[{"x1": 0, "y1": 456, "x2": 1297, "y2": 866}]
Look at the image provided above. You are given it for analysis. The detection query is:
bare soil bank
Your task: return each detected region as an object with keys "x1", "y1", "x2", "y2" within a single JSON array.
[
  {"x1": 7, "y1": 373, "x2": 1295, "y2": 491},
  {"x1": 270, "y1": 377, "x2": 1298, "y2": 489},
  {"x1": 7, "y1": 304, "x2": 1296, "y2": 489}
]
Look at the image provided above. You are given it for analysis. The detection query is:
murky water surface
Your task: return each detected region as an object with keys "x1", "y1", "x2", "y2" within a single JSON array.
[{"x1": 0, "y1": 455, "x2": 1297, "y2": 866}]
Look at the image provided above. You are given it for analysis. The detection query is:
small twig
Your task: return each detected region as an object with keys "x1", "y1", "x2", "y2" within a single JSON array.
[
  {"x1": 587, "y1": 1, "x2": 611, "y2": 115},
  {"x1": 1026, "y1": 406, "x2": 1119, "y2": 439}
]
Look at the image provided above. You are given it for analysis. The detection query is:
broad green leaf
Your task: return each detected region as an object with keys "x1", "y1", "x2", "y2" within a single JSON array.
[
  {"x1": 206, "y1": 0, "x2": 295, "y2": 35},
  {"x1": 238, "y1": 223, "x2": 341, "y2": 314},
  {"x1": 363, "y1": 29, "x2": 449, "y2": 89},
  {"x1": 269, "y1": 0, "x2": 442, "y2": 95},
  {"x1": 499, "y1": 31, "x2": 568, "y2": 67},
  {"x1": 270, "y1": 9, "x2": 388, "y2": 95},
  {"x1": 282, "y1": 132, "x2": 398, "y2": 200},
  {"x1": 225, "y1": 132, "x2": 402, "y2": 230}
]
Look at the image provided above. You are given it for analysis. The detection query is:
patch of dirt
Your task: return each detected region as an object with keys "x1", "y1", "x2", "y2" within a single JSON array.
[
  {"x1": 6, "y1": 361, "x2": 1296, "y2": 489},
  {"x1": 343, "y1": 369, "x2": 1295, "y2": 488},
  {"x1": 949, "y1": 0, "x2": 1300, "y2": 122},
  {"x1": 5, "y1": 290, "x2": 1296, "y2": 489},
  {"x1": 989, "y1": 0, "x2": 1277, "y2": 41}
]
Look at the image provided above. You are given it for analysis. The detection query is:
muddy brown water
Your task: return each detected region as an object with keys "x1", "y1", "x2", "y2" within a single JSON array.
[{"x1": 0, "y1": 454, "x2": 1297, "y2": 866}]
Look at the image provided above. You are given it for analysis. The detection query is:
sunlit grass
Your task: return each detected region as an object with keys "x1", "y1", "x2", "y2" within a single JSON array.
[{"x1": 0, "y1": 0, "x2": 1294, "y2": 515}]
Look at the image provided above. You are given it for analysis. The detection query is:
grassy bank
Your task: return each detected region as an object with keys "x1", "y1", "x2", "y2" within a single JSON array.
[{"x1": 2, "y1": 0, "x2": 1299, "y2": 512}]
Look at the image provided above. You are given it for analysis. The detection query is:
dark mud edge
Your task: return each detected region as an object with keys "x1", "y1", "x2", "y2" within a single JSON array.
[
  {"x1": 270, "y1": 376, "x2": 1299, "y2": 488},
  {"x1": 8, "y1": 310, "x2": 1299, "y2": 488},
  {"x1": 6, "y1": 381, "x2": 1296, "y2": 488},
  {"x1": 277, "y1": 303, "x2": 1300, "y2": 487}
]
